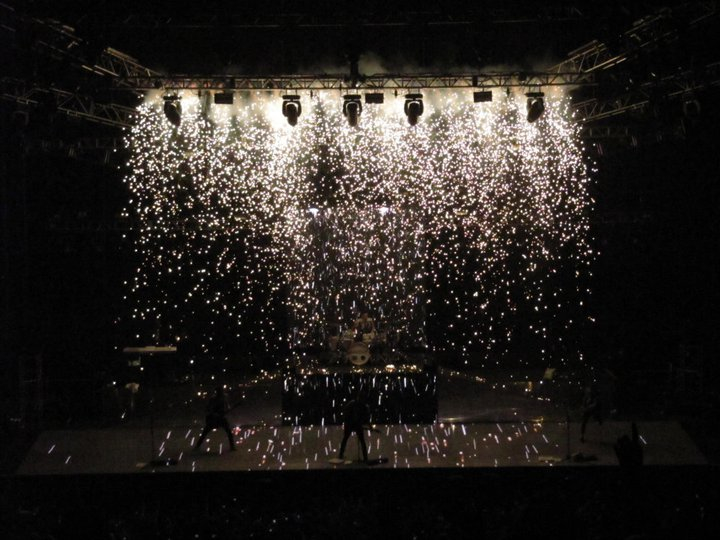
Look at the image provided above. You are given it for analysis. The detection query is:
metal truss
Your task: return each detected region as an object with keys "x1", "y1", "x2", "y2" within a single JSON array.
[
  {"x1": 579, "y1": 125, "x2": 633, "y2": 140},
  {"x1": 122, "y1": 71, "x2": 595, "y2": 92},
  {"x1": 1, "y1": 3, "x2": 160, "y2": 85},
  {"x1": 0, "y1": 78, "x2": 135, "y2": 127},
  {"x1": 573, "y1": 61, "x2": 720, "y2": 122},
  {"x1": 37, "y1": 136, "x2": 124, "y2": 152},
  {"x1": 84, "y1": 46, "x2": 161, "y2": 83},
  {"x1": 2, "y1": 2, "x2": 593, "y2": 93},
  {"x1": 32, "y1": 137, "x2": 125, "y2": 165},
  {"x1": 574, "y1": 94, "x2": 648, "y2": 123},
  {"x1": 550, "y1": 3, "x2": 718, "y2": 74},
  {"x1": 550, "y1": 11, "x2": 675, "y2": 73}
]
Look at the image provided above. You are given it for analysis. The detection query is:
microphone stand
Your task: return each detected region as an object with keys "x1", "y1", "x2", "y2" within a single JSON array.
[
  {"x1": 147, "y1": 353, "x2": 177, "y2": 467},
  {"x1": 565, "y1": 405, "x2": 572, "y2": 461}
]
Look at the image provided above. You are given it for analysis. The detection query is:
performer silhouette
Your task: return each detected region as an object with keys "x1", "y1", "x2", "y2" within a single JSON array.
[
  {"x1": 580, "y1": 383, "x2": 602, "y2": 443},
  {"x1": 195, "y1": 386, "x2": 236, "y2": 451},
  {"x1": 614, "y1": 421, "x2": 644, "y2": 467},
  {"x1": 338, "y1": 394, "x2": 370, "y2": 462},
  {"x1": 354, "y1": 312, "x2": 375, "y2": 334}
]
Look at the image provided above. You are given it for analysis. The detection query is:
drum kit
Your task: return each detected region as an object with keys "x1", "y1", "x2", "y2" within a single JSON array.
[{"x1": 326, "y1": 322, "x2": 388, "y2": 366}]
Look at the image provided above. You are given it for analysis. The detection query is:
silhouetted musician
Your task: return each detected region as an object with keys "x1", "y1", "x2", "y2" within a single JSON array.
[
  {"x1": 194, "y1": 386, "x2": 236, "y2": 451},
  {"x1": 338, "y1": 394, "x2": 370, "y2": 462}
]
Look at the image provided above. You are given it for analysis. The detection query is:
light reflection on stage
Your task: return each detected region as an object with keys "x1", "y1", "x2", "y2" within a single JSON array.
[{"x1": 16, "y1": 367, "x2": 706, "y2": 474}]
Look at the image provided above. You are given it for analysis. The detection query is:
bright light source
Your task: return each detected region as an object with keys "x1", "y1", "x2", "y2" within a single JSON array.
[
  {"x1": 404, "y1": 94, "x2": 424, "y2": 126},
  {"x1": 343, "y1": 94, "x2": 362, "y2": 127},
  {"x1": 282, "y1": 95, "x2": 302, "y2": 126},
  {"x1": 163, "y1": 96, "x2": 182, "y2": 126},
  {"x1": 526, "y1": 92, "x2": 545, "y2": 123}
]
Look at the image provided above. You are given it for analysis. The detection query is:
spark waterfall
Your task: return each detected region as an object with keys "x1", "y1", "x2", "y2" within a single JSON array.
[{"x1": 121, "y1": 90, "x2": 594, "y2": 367}]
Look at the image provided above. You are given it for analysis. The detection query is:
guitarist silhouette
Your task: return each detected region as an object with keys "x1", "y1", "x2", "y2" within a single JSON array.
[
  {"x1": 338, "y1": 393, "x2": 370, "y2": 463},
  {"x1": 194, "y1": 386, "x2": 236, "y2": 451}
]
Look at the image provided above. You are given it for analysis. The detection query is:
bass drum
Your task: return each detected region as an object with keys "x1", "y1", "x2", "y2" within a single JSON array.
[{"x1": 347, "y1": 342, "x2": 371, "y2": 366}]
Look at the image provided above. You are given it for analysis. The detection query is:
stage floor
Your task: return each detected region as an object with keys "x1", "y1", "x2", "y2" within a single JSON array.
[
  {"x1": 15, "y1": 367, "x2": 707, "y2": 474},
  {"x1": 17, "y1": 420, "x2": 704, "y2": 474}
]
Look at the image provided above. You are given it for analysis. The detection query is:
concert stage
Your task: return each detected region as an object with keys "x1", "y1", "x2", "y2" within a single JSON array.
[
  {"x1": 15, "y1": 366, "x2": 706, "y2": 475},
  {"x1": 17, "y1": 420, "x2": 705, "y2": 475}
]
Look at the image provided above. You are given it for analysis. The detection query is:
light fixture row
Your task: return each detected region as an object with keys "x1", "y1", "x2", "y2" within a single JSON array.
[
  {"x1": 284, "y1": 92, "x2": 425, "y2": 127},
  {"x1": 163, "y1": 91, "x2": 545, "y2": 127}
]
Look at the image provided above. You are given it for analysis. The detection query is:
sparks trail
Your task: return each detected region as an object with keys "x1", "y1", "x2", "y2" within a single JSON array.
[{"x1": 120, "y1": 90, "x2": 594, "y2": 366}]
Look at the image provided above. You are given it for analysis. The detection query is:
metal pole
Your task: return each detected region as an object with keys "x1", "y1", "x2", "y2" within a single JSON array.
[{"x1": 566, "y1": 406, "x2": 572, "y2": 460}]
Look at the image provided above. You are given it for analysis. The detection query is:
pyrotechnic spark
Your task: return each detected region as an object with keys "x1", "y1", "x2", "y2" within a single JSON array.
[{"x1": 120, "y1": 89, "x2": 593, "y2": 365}]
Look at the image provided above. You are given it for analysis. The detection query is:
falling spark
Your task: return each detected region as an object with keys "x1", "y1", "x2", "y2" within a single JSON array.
[{"x1": 121, "y1": 90, "x2": 593, "y2": 365}]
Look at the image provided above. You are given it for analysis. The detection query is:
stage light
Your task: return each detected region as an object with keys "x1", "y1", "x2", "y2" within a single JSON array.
[
  {"x1": 343, "y1": 94, "x2": 362, "y2": 127},
  {"x1": 365, "y1": 93, "x2": 384, "y2": 104},
  {"x1": 473, "y1": 91, "x2": 493, "y2": 103},
  {"x1": 308, "y1": 207, "x2": 320, "y2": 217},
  {"x1": 214, "y1": 92, "x2": 234, "y2": 105},
  {"x1": 162, "y1": 95, "x2": 182, "y2": 127},
  {"x1": 526, "y1": 92, "x2": 545, "y2": 123},
  {"x1": 282, "y1": 95, "x2": 302, "y2": 126},
  {"x1": 683, "y1": 97, "x2": 701, "y2": 117},
  {"x1": 404, "y1": 93, "x2": 424, "y2": 126}
]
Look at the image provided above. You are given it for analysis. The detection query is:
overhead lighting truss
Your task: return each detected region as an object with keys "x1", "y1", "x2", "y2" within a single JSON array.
[
  {"x1": 34, "y1": 137, "x2": 126, "y2": 165},
  {"x1": 579, "y1": 125, "x2": 633, "y2": 140},
  {"x1": 573, "y1": 61, "x2": 720, "y2": 123},
  {"x1": 117, "y1": 71, "x2": 595, "y2": 91},
  {"x1": 1, "y1": 3, "x2": 161, "y2": 86},
  {"x1": 0, "y1": 77, "x2": 135, "y2": 128},
  {"x1": 549, "y1": 4, "x2": 718, "y2": 74}
]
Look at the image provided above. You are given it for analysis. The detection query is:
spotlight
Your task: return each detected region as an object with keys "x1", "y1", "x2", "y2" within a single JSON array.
[
  {"x1": 473, "y1": 91, "x2": 492, "y2": 103},
  {"x1": 282, "y1": 95, "x2": 302, "y2": 126},
  {"x1": 343, "y1": 94, "x2": 362, "y2": 127},
  {"x1": 525, "y1": 92, "x2": 545, "y2": 123},
  {"x1": 163, "y1": 95, "x2": 182, "y2": 127},
  {"x1": 404, "y1": 93, "x2": 424, "y2": 126},
  {"x1": 683, "y1": 97, "x2": 701, "y2": 117},
  {"x1": 365, "y1": 93, "x2": 384, "y2": 104}
]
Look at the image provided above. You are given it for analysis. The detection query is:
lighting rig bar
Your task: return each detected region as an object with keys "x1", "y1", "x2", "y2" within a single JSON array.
[
  {"x1": 86, "y1": 46, "x2": 161, "y2": 84},
  {"x1": 0, "y1": 3, "x2": 161, "y2": 84},
  {"x1": 550, "y1": 3, "x2": 718, "y2": 74},
  {"x1": 579, "y1": 125, "x2": 633, "y2": 140},
  {"x1": 121, "y1": 71, "x2": 595, "y2": 91},
  {"x1": 574, "y1": 61, "x2": 720, "y2": 122},
  {"x1": 38, "y1": 136, "x2": 125, "y2": 152},
  {"x1": 33, "y1": 137, "x2": 125, "y2": 165},
  {"x1": 0, "y1": 78, "x2": 135, "y2": 127}
]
